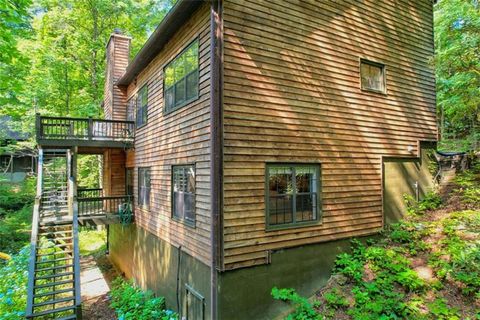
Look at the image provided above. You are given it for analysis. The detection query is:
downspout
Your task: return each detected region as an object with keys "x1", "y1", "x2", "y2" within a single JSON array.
[{"x1": 210, "y1": 1, "x2": 223, "y2": 319}]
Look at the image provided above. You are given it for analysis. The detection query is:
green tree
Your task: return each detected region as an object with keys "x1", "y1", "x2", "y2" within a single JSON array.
[
  {"x1": 0, "y1": 0, "x2": 32, "y2": 115},
  {"x1": 435, "y1": 0, "x2": 480, "y2": 147}
]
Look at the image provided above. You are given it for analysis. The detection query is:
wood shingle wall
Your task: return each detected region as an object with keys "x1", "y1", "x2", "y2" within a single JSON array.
[
  {"x1": 126, "y1": 3, "x2": 212, "y2": 265},
  {"x1": 222, "y1": 0, "x2": 437, "y2": 270}
]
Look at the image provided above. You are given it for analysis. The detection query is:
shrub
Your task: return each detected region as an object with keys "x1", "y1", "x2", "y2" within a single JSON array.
[
  {"x1": 0, "y1": 177, "x2": 35, "y2": 213},
  {"x1": 0, "y1": 246, "x2": 29, "y2": 320},
  {"x1": 271, "y1": 287, "x2": 321, "y2": 320},
  {"x1": 0, "y1": 206, "x2": 31, "y2": 253},
  {"x1": 110, "y1": 278, "x2": 177, "y2": 320}
]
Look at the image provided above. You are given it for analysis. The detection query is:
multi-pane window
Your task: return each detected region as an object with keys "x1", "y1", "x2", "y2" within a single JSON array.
[
  {"x1": 164, "y1": 40, "x2": 199, "y2": 113},
  {"x1": 360, "y1": 59, "x2": 386, "y2": 93},
  {"x1": 266, "y1": 164, "x2": 321, "y2": 228},
  {"x1": 172, "y1": 165, "x2": 195, "y2": 225},
  {"x1": 136, "y1": 85, "x2": 148, "y2": 127},
  {"x1": 126, "y1": 97, "x2": 136, "y2": 122},
  {"x1": 138, "y1": 167, "x2": 151, "y2": 209}
]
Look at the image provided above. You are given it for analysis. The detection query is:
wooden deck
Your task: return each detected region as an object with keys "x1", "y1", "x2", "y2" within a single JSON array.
[{"x1": 36, "y1": 115, "x2": 134, "y2": 148}]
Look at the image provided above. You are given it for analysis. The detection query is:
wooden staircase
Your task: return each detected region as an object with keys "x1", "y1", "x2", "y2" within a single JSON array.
[{"x1": 26, "y1": 148, "x2": 82, "y2": 319}]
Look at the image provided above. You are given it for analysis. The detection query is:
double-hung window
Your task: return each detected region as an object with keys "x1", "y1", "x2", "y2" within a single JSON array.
[
  {"x1": 266, "y1": 164, "x2": 321, "y2": 228},
  {"x1": 138, "y1": 167, "x2": 151, "y2": 209},
  {"x1": 164, "y1": 40, "x2": 199, "y2": 113},
  {"x1": 172, "y1": 165, "x2": 195, "y2": 225},
  {"x1": 136, "y1": 85, "x2": 148, "y2": 127}
]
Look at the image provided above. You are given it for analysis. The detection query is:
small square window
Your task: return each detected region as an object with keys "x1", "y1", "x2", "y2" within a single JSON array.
[{"x1": 360, "y1": 59, "x2": 386, "y2": 93}]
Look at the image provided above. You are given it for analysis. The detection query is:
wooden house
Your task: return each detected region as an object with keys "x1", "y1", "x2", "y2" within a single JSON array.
[{"x1": 28, "y1": 1, "x2": 438, "y2": 319}]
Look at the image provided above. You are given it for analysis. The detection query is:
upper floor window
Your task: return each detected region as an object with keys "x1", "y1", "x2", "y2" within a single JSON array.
[
  {"x1": 360, "y1": 59, "x2": 386, "y2": 94},
  {"x1": 164, "y1": 40, "x2": 199, "y2": 113},
  {"x1": 138, "y1": 167, "x2": 151, "y2": 209},
  {"x1": 127, "y1": 97, "x2": 136, "y2": 122},
  {"x1": 136, "y1": 85, "x2": 148, "y2": 127},
  {"x1": 172, "y1": 165, "x2": 195, "y2": 226},
  {"x1": 266, "y1": 164, "x2": 321, "y2": 229}
]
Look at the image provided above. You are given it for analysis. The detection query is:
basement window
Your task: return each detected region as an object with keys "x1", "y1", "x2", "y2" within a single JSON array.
[
  {"x1": 164, "y1": 39, "x2": 199, "y2": 114},
  {"x1": 360, "y1": 59, "x2": 386, "y2": 93},
  {"x1": 138, "y1": 167, "x2": 151, "y2": 209},
  {"x1": 136, "y1": 85, "x2": 148, "y2": 127},
  {"x1": 266, "y1": 164, "x2": 321, "y2": 229},
  {"x1": 185, "y1": 284, "x2": 204, "y2": 320},
  {"x1": 172, "y1": 165, "x2": 195, "y2": 226}
]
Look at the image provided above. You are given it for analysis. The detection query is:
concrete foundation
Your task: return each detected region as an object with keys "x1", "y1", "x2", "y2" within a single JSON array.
[
  {"x1": 383, "y1": 143, "x2": 437, "y2": 224},
  {"x1": 108, "y1": 224, "x2": 212, "y2": 319}
]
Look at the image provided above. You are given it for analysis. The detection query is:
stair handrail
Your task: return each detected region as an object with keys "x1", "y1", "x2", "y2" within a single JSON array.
[
  {"x1": 25, "y1": 148, "x2": 44, "y2": 318},
  {"x1": 68, "y1": 147, "x2": 83, "y2": 319}
]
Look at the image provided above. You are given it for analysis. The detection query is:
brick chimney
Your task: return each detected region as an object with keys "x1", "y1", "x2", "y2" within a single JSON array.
[{"x1": 104, "y1": 29, "x2": 131, "y2": 120}]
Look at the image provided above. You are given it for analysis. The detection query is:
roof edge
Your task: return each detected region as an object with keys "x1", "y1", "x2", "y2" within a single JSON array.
[{"x1": 117, "y1": 0, "x2": 203, "y2": 87}]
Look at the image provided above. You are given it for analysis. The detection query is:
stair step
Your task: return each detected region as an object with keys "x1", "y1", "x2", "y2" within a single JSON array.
[
  {"x1": 34, "y1": 287, "x2": 75, "y2": 298},
  {"x1": 36, "y1": 264, "x2": 74, "y2": 273},
  {"x1": 29, "y1": 305, "x2": 75, "y2": 317},
  {"x1": 35, "y1": 272, "x2": 74, "y2": 280},
  {"x1": 33, "y1": 296, "x2": 75, "y2": 308},
  {"x1": 36, "y1": 250, "x2": 73, "y2": 257},
  {"x1": 37, "y1": 243, "x2": 71, "y2": 250},
  {"x1": 34, "y1": 279, "x2": 74, "y2": 289},
  {"x1": 44, "y1": 236, "x2": 73, "y2": 242},
  {"x1": 36, "y1": 257, "x2": 73, "y2": 265},
  {"x1": 56, "y1": 315, "x2": 78, "y2": 320},
  {"x1": 39, "y1": 230, "x2": 73, "y2": 236}
]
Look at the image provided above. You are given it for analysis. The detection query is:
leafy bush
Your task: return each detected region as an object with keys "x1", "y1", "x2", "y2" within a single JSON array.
[
  {"x1": 0, "y1": 246, "x2": 29, "y2": 320},
  {"x1": 0, "y1": 206, "x2": 31, "y2": 253},
  {"x1": 110, "y1": 278, "x2": 177, "y2": 320},
  {"x1": 271, "y1": 287, "x2": 321, "y2": 320},
  {"x1": 404, "y1": 191, "x2": 442, "y2": 216},
  {"x1": 323, "y1": 288, "x2": 349, "y2": 309},
  {"x1": 0, "y1": 177, "x2": 35, "y2": 213}
]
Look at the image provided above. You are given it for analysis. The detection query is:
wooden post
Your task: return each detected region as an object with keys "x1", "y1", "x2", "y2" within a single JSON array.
[{"x1": 88, "y1": 117, "x2": 93, "y2": 141}]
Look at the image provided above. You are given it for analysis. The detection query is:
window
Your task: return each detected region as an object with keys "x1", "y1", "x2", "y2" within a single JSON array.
[
  {"x1": 172, "y1": 165, "x2": 195, "y2": 225},
  {"x1": 126, "y1": 168, "x2": 134, "y2": 196},
  {"x1": 360, "y1": 59, "x2": 386, "y2": 93},
  {"x1": 138, "y1": 167, "x2": 151, "y2": 209},
  {"x1": 126, "y1": 97, "x2": 136, "y2": 122},
  {"x1": 136, "y1": 85, "x2": 148, "y2": 127},
  {"x1": 164, "y1": 40, "x2": 199, "y2": 113},
  {"x1": 266, "y1": 164, "x2": 321, "y2": 228},
  {"x1": 185, "y1": 284, "x2": 204, "y2": 320}
]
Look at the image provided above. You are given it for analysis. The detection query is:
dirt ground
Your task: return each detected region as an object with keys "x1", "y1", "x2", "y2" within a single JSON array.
[{"x1": 80, "y1": 254, "x2": 119, "y2": 320}]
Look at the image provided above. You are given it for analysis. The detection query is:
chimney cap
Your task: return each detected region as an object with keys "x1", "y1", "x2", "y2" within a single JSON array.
[{"x1": 113, "y1": 28, "x2": 123, "y2": 34}]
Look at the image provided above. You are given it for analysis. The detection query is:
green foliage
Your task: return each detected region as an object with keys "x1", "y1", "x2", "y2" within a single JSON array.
[
  {"x1": 323, "y1": 289, "x2": 349, "y2": 309},
  {"x1": 77, "y1": 155, "x2": 101, "y2": 188},
  {"x1": 453, "y1": 165, "x2": 480, "y2": 206},
  {"x1": 427, "y1": 298, "x2": 460, "y2": 320},
  {"x1": 271, "y1": 287, "x2": 321, "y2": 320},
  {"x1": 0, "y1": 177, "x2": 35, "y2": 253},
  {"x1": 433, "y1": 211, "x2": 480, "y2": 296},
  {"x1": 0, "y1": 246, "x2": 29, "y2": 320},
  {"x1": 110, "y1": 277, "x2": 177, "y2": 320},
  {"x1": 0, "y1": 177, "x2": 35, "y2": 213},
  {"x1": 0, "y1": 206, "x2": 31, "y2": 253},
  {"x1": 79, "y1": 228, "x2": 106, "y2": 256},
  {"x1": 404, "y1": 191, "x2": 442, "y2": 216},
  {"x1": 435, "y1": 0, "x2": 480, "y2": 144}
]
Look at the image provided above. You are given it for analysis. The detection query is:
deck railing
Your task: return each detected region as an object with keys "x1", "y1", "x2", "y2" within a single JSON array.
[
  {"x1": 78, "y1": 187, "x2": 103, "y2": 198},
  {"x1": 77, "y1": 195, "x2": 133, "y2": 217},
  {"x1": 36, "y1": 114, "x2": 135, "y2": 145}
]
